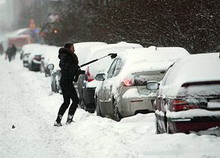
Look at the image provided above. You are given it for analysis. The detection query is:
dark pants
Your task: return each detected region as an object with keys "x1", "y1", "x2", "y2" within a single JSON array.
[{"x1": 56, "y1": 80, "x2": 79, "y2": 122}]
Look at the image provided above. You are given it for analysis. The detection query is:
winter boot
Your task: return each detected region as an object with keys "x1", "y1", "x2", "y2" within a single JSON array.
[
  {"x1": 66, "y1": 115, "x2": 74, "y2": 125},
  {"x1": 54, "y1": 115, "x2": 62, "y2": 127},
  {"x1": 54, "y1": 121, "x2": 62, "y2": 127}
]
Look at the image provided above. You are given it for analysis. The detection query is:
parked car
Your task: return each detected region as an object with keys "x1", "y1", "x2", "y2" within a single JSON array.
[
  {"x1": 20, "y1": 44, "x2": 41, "y2": 67},
  {"x1": 78, "y1": 42, "x2": 143, "y2": 113},
  {"x1": 27, "y1": 44, "x2": 47, "y2": 71},
  {"x1": 146, "y1": 53, "x2": 220, "y2": 134},
  {"x1": 40, "y1": 45, "x2": 60, "y2": 77},
  {"x1": 95, "y1": 47, "x2": 190, "y2": 121}
]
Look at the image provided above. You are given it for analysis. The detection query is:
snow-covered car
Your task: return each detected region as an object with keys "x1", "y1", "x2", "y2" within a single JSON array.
[
  {"x1": 78, "y1": 42, "x2": 143, "y2": 113},
  {"x1": 27, "y1": 44, "x2": 47, "y2": 71},
  {"x1": 146, "y1": 53, "x2": 220, "y2": 134},
  {"x1": 95, "y1": 47, "x2": 190, "y2": 121},
  {"x1": 21, "y1": 43, "x2": 41, "y2": 67},
  {"x1": 40, "y1": 45, "x2": 60, "y2": 77}
]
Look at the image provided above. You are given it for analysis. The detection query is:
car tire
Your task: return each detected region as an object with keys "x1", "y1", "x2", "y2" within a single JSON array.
[
  {"x1": 95, "y1": 97, "x2": 102, "y2": 117},
  {"x1": 113, "y1": 100, "x2": 122, "y2": 121},
  {"x1": 156, "y1": 120, "x2": 162, "y2": 134},
  {"x1": 28, "y1": 63, "x2": 33, "y2": 71},
  {"x1": 51, "y1": 82, "x2": 55, "y2": 92},
  {"x1": 51, "y1": 80, "x2": 57, "y2": 93},
  {"x1": 166, "y1": 121, "x2": 171, "y2": 134},
  {"x1": 79, "y1": 99, "x2": 86, "y2": 110}
]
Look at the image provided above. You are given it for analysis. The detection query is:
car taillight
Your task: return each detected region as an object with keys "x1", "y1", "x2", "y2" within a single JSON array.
[
  {"x1": 87, "y1": 77, "x2": 94, "y2": 82},
  {"x1": 171, "y1": 99, "x2": 199, "y2": 111},
  {"x1": 86, "y1": 67, "x2": 94, "y2": 82},
  {"x1": 123, "y1": 78, "x2": 134, "y2": 87}
]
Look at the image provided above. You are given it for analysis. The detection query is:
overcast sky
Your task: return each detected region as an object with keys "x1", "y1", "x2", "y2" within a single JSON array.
[{"x1": 0, "y1": 0, "x2": 5, "y2": 5}]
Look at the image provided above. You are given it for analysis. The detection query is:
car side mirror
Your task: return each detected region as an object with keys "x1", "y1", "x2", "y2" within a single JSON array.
[
  {"x1": 146, "y1": 82, "x2": 160, "y2": 90},
  {"x1": 95, "y1": 73, "x2": 106, "y2": 81},
  {"x1": 47, "y1": 64, "x2": 54, "y2": 71}
]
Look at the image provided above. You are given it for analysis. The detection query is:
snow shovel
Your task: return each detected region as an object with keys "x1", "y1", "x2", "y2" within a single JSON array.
[{"x1": 79, "y1": 53, "x2": 117, "y2": 68}]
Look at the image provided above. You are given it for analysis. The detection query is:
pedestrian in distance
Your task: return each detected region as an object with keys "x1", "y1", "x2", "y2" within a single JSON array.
[
  {"x1": 11, "y1": 44, "x2": 17, "y2": 60},
  {"x1": 0, "y1": 42, "x2": 3, "y2": 55},
  {"x1": 6, "y1": 44, "x2": 17, "y2": 62},
  {"x1": 54, "y1": 43, "x2": 79, "y2": 127}
]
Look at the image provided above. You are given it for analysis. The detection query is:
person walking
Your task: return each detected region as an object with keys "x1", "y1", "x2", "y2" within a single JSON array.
[
  {"x1": 5, "y1": 44, "x2": 17, "y2": 62},
  {"x1": 6, "y1": 45, "x2": 13, "y2": 62},
  {"x1": 54, "y1": 43, "x2": 79, "y2": 126},
  {"x1": 11, "y1": 44, "x2": 17, "y2": 60}
]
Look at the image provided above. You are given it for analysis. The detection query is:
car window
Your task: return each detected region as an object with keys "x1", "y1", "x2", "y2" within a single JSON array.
[
  {"x1": 107, "y1": 59, "x2": 118, "y2": 79},
  {"x1": 161, "y1": 66, "x2": 174, "y2": 86},
  {"x1": 112, "y1": 58, "x2": 123, "y2": 77}
]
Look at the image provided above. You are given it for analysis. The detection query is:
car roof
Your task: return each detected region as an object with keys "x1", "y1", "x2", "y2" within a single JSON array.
[
  {"x1": 116, "y1": 47, "x2": 189, "y2": 72},
  {"x1": 83, "y1": 42, "x2": 143, "y2": 74},
  {"x1": 119, "y1": 46, "x2": 190, "y2": 62}
]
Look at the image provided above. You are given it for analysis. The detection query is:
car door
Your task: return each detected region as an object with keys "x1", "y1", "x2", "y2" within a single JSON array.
[
  {"x1": 99, "y1": 59, "x2": 119, "y2": 116},
  {"x1": 103, "y1": 58, "x2": 124, "y2": 116}
]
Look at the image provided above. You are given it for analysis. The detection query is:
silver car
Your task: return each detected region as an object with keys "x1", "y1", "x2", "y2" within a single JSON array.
[{"x1": 95, "y1": 47, "x2": 190, "y2": 121}]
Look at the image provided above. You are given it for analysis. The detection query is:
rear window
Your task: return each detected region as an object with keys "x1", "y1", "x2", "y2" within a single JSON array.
[
  {"x1": 135, "y1": 72, "x2": 165, "y2": 85},
  {"x1": 180, "y1": 81, "x2": 220, "y2": 97},
  {"x1": 136, "y1": 72, "x2": 165, "y2": 95}
]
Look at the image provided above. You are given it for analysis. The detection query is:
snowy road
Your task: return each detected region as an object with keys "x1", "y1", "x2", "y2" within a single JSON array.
[{"x1": 0, "y1": 56, "x2": 220, "y2": 158}]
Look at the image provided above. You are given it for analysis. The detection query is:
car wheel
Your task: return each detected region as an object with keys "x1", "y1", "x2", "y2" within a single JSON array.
[
  {"x1": 113, "y1": 100, "x2": 122, "y2": 121},
  {"x1": 79, "y1": 99, "x2": 86, "y2": 109},
  {"x1": 156, "y1": 120, "x2": 162, "y2": 134},
  {"x1": 28, "y1": 63, "x2": 33, "y2": 71},
  {"x1": 51, "y1": 82, "x2": 55, "y2": 92},
  {"x1": 54, "y1": 80, "x2": 58, "y2": 93},
  {"x1": 51, "y1": 80, "x2": 57, "y2": 93},
  {"x1": 95, "y1": 97, "x2": 102, "y2": 117},
  {"x1": 166, "y1": 121, "x2": 171, "y2": 134}
]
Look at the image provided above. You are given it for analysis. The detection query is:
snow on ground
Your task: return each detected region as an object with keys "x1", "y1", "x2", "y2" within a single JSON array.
[{"x1": 0, "y1": 55, "x2": 220, "y2": 158}]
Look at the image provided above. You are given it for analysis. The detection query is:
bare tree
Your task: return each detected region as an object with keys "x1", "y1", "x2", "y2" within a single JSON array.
[{"x1": 45, "y1": 0, "x2": 220, "y2": 53}]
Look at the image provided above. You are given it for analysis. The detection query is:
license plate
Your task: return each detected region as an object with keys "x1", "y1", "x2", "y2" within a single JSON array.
[
  {"x1": 209, "y1": 99, "x2": 220, "y2": 102},
  {"x1": 208, "y1": 99, "x2": 220, "y2": 109}
]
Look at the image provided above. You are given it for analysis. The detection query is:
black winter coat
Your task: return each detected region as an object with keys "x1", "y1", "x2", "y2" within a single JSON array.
[{"x1": 58, "y1": 48, "x2": 79, "y2": 83}]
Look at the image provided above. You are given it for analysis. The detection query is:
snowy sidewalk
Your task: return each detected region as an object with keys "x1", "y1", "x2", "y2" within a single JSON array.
[{"x1": 0, "y1": 56, "x2": 220, "y2": 158}]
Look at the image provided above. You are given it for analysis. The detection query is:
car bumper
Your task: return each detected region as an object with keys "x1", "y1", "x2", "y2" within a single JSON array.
[
  {"x1": 118, "y1": 97, "x2": 154, "y2": 117},
  {"x1": 167, "y1": 116, "x2": 220, "y2": 133}
]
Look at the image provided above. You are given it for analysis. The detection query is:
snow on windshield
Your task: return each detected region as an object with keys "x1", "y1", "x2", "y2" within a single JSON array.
[
  {"x1": 74, "y1": 42, "x2": 107, "y2": 66},
  {"x1": 84, "y1": 42, "x2": 143, "y2": 75}
]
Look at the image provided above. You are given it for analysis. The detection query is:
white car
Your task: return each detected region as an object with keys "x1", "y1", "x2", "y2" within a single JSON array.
[
  {"x1": 21, "y1": 43, "x2": 41, "y2": 68},
  {"x1": 78, "y1": 42, "x2": 143, "y2": 113},
  {"x1": 27, "y1": 44, "x2": 48, "y2": 71},
  {"x1": 95, "y1": 47, "x2": 190, "y2": 121}
]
